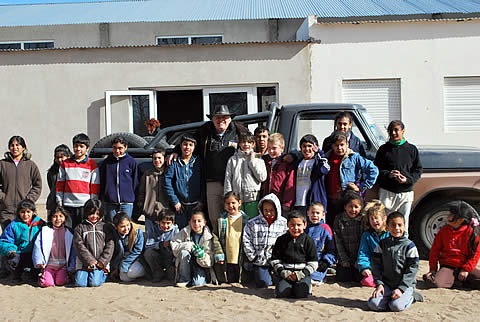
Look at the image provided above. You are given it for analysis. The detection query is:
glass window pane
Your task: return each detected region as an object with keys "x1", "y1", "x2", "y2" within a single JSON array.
[
  {"x1": 209, "y1": 92, "x2": 247, "y2": 116},
  {"x1": 132, "y1": 95, "x2": 150, "y2": 136},
  {"x1": 191, "y1": 36, "x2": 222, "y2": 45},
  {"x1": 257, "y1": 86, "x2": 277, "y2": 112},
  {"x1": 157, "y1": 37, "x2": 188, "y2": 45},
  {"x1": 24, "y1": 42, "x2": 54, "y2": 49},
  {"x1": 0, "y1": 43, "x2": 21, "y2": 49}
]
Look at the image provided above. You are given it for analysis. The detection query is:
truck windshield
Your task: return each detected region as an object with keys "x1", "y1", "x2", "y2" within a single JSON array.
[{"x1": 360, "y1": 110, "x2": 388, "y2": 145}]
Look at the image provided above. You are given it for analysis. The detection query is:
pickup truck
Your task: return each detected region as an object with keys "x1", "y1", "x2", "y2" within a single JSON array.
[{"x1": 90, "y1": 103, "x2": 480, "y2": 258}]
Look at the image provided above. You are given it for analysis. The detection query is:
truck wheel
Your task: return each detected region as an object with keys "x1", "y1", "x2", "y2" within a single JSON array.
[
  {"x1": 92, "y1": 132, "x2": 148, "y2": 150},
  {"x1": 411, "y1": 200, "x2": 478, "y2": 258}
]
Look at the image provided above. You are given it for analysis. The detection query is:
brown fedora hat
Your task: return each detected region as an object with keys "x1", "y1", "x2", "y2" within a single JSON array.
[{"x1": 207, "y1": 105, "x2": 236, "y2": 119}]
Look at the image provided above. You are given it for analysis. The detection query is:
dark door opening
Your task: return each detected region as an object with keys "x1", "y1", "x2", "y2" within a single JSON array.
[{"x1": 157, "y1": 90, "x2": 203, "y2": 128}]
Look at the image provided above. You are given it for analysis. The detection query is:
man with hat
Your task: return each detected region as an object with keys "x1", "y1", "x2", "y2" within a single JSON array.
[{"x1": 168, "y1": 105, "x2": 248, "y2": 232}]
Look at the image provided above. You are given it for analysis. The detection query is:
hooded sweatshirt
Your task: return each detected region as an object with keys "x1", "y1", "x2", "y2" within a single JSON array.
[
  {"x1": 242, "y1": 193, "x2": 288, "y2": 266},
  {"x1": 100, "y1": 153, "x2": 138, "y2": 204}
]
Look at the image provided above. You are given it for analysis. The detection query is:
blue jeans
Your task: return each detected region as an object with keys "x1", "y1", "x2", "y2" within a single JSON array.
[
  {"x1": 104, "y1": 203, "x2": 134, "y2": 224},
  {"x1": 368, "y1": 285, "x2": 414, "y2": 312},
  {"x1": 177, "y1": 250, "x2": 207, "y2": 286},
  {"x1": 254, "y1": 265, "x2": 272, "y2": 288},
  {"x1": 75, "y1": 269, "x2": 107, "y2": 287},
  {"x1": 275, "y1": 275, "x2": 311, "y2": 298}
]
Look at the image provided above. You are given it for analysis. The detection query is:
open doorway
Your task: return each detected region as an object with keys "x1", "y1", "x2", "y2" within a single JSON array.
[{"x1": 156, "y1": 90, "x2": 203, "y2": 128}]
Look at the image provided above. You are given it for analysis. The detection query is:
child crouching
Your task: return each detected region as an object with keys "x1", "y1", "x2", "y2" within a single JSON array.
[
  {"x1": 368, "y1": 212, "x2": 421, "y2": 312},
  {"x1": 73, "y1": 199, "x2": 114, "y2": 287},
  {"x1": 271, "y1": 211, "x2": 318, "y2": 298},
  {"x1": 33, "y1": 206, "x2": 75, "y2": 287},
  {"x1": 0, "y1": 199, "x2": 45, "y2": 281},
  {"x1": 110, "y1": 212, "x2": 146, "y2": 282},
  {"x1": 144, "y1": 209, "x2": 179, "y2": 282},
  {"x1": 170, "y1": 211, "x2": 223, "y2": 287}
]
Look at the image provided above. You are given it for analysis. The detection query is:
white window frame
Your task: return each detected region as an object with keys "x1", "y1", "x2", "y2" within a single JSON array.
[
  {"x1": 104, "y1": 90, "x2": 156, "y2": 135},
  {"x1": 202, "y1": 86, "x2": 257, "y2": 121},
  {"x1": 156, "y1": 35, "x2": 223, "y2": 45},
  {"x1": 0, "y1": 40, "x2": 54, "y2": 49}
]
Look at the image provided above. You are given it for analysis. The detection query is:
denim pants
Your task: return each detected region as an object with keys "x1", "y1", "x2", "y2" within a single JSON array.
[
  {"x1": 177, "y1": 250, "x2": 207, "y2": 286},
  {"x1": 275, "y1": 275, "x2": 312, "y2": 298},
  {"x1": 104, "y1": 203, "x2": 134, "y2": 223},
  {"x1": 75, "y1": 269, "x2": 107, "y2": 287},
  {"x1": 368, "y1": 285, "x2": 414, "y2": 312},
  {"x1": 254, "y1": 265, "x2": 272, "y2": 288}
]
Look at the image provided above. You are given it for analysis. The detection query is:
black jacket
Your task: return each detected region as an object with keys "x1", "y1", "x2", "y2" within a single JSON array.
[
  {"x1": 271, "y1": 232, "x2": 318, "y2": 277},
  {"x1": 374, "y1": 141, "x2": 423, "y2": 193}
]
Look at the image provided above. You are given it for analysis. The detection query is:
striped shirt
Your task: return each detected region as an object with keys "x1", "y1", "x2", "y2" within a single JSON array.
[{"x1": 56, "y1": 157, "x2": 100, "y2": 207}]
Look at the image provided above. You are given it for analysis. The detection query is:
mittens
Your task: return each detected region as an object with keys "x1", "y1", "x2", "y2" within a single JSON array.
[
  {"x1": 192, "y1": 244, "x2": 205, "y2": 258},
  {"x1": 280, "y1": 269, "x2": 292, "y2": 279},
  {"x1": 294, "y1": 270, "x2": 306, "y2": 281},
  {"x1": 317, "y1": 260, "x2": 330, "y2": 273}
]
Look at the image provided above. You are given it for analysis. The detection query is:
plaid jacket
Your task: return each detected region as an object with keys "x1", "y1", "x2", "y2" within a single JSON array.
[{"x1": 333, "y1": 211, "x2": 363, "y2": 265}]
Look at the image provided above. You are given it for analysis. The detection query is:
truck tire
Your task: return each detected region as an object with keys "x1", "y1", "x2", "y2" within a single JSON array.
[
  {"x1": 411, "y1": 199, "x2": 478, "y2": 258},
  {"x1": 92, "y1": 132, "x2": 148, "y2": 150}
]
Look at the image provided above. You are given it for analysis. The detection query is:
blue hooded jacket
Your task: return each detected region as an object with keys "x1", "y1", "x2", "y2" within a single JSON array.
[
  {"x1": 0, "y1": 216, "x2": 45, "y2": 256},
  {"x1": 357, "y1": 229, "x2": 389, "y2": 272},
  {"x1": 306, "y1": 223, "x2": 336, "y2": 266},
  {"x1": 100, "y1": 153, "x2": 138, "y2": 204}
]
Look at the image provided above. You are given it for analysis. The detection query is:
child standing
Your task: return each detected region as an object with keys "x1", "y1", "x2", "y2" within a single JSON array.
[
  {"x1": 110, "y1": 212, "x2": 145, "y2": 282},
  {"x1": 271, "y1": 211, "x2": 318, "y2": 298},
  {"x1": 164, "y1": 134, "x2": 205, "y2": 230},
  {"x1": 33, "y1": 206, "x2": 75, "y2": 287},
  {"x1": 306, "y1": 202, "x2": 336, "y2": 285},
  {"x1": 0, "y1": 199, "x2": 45, "y2": 281},
  {"x1": 254, "y1": 125, "x2": 269, "y2": 156},
  {"x1": 100, "y1": 136, "x2": 139, "y2": 223},
  {"x1": 333, "y1": 191, "x2": 364, "y2": 283},
  {"x1": 368, "y1": 212, "x2": 420, "y2": 312},
  {"x1": 322, "y1": 111, "x2": 366, "y2": 156},
  {"x1": 56, "y1": 133, "x2": 100, "y2": 229},
  {"x1": 171, "y1": 211, "x2": 222, "y2": 287},
  {"x1": 135, "y1": 148, "x2": 169, "y2": 231},
  {"x1": 215, "y1": 192, "x2": 249, "y2": 283},
  {"x1": 73, "y1": 199, "x2": 114, "y2": 287},
  {"x1": 261, "y1": 133, "x2": 295, "y2": 212},
  {"x1": 143, "y1": 209, "x2": 179, "y2": 282},
  {"x1": 325, "y1": 131, "x2": 378, "y2": 227},
  {"x1": 224, "y1": 134, "x2": 267, "y2": 219},
  {"x1": 46, "y1": 144, "x2": 72, "y2": 218},
  {"x1": 424, "y1": 201, "x2": 480, "y2": 289},
  {"x1": 243, "y1": 193, "x2": 287, "y2": 288},
  {"x1": 294, "y1": 134, "x2": 329, "y2": 215},
  {"x1": 357, "y1": 200, "x2": 389, "y2": 288}
]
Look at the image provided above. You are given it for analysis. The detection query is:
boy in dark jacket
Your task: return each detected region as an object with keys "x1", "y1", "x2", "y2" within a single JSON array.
[
  {"x1": 73, "y1": 199, "x2": 114, "y2": 287},
  {"x1": 368, "y1": 212, "x2": 420, "y2": 312},
  {"x1": 100, "y1": 136, "x2": 138, "y2": 223},
  {"x1": 271, "y1": 211, "x2": 318, "y2": 298}
]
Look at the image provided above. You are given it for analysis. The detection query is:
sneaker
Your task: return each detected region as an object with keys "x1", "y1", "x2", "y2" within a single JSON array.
[
  {"x1": 327, "y1": 267, "x2": 336, "y2": 275},
  {"x1": 413, "y1": 290, "x2": 424, "y2": 303},
  {"x1": 312, "y1": 280, "x2": 323, "y2": 286},
  {"x1": 176, "y1": 282, "x2": 188, "y2": 288}
]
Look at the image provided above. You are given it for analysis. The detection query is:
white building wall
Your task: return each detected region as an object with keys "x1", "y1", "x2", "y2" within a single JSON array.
[
  {"x1": 0, "y1": 19, "x2": 304, "y2": 48},
  {"x1": 0, "y1": 42, "x2": 311, "y2": 202},
  {"x1": 309, "y1": 19, "x2": 480, "y2": 147}
]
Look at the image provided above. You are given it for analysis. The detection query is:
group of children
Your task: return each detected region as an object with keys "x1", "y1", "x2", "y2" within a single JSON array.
[{"x1": 0, "y1": 113, "x2": 479, "y2": 313}]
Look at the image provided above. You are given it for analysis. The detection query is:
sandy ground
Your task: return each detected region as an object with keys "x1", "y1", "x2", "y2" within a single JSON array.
[{"x1": 1, "y1": 206, "x2": 479, "y2": 321}]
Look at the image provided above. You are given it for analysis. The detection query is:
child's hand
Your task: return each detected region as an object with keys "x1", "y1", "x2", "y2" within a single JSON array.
[
  {"x1": 391, "y1": 288, "x2": 403, "y2": 299},
  {"x1": 280, "y1": 270, "x2": 292, "y2": 279},
  {"x1": 7, "y1": 250, "x2": 16, "y2": 259},
  {"x1": 192, "y1": 244, "x2": 205, "y2": 258},
  {"x1": 362, "y1": 269, "x2": 372, "y2": 277},
  {"x1": 163, "y1": 241, "x2": 170, "y2": 248},
  {"x1": 193, "y1": 202, "x2": 203, "y2": 211},
  {"x1": 458, "y1": 270, "x2": 469, "y2": 281},
  {"x1": 174, "y1": 203, "x2": 182, "y2": 212},
  {"x1": 166, "y1": 153, "x2": 178, "y2": 166},
  {"x1": 282, "y1": 154, "x2": 294, "y2": 164},
  {"x1": 218, "y1": 260, "x2": 224, "y2": 265},
  {"x1": 341, "y1": 262, "x2": 350, "y2": 268},
  {"x1": 96, "y1": 261, "x2": 105, "y2": 269},
  {"x1": 347, "y1": 182, "x2": 360, "y2": 192},
  {"x1": 372, "y1": 284, "x2": 384, "y2": 298},
  {"x1": 35, "y1": 264, "x2": 45, "y2": 269}
]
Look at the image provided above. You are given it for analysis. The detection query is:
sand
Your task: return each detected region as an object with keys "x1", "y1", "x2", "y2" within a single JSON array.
[{"x1": 1, "y1": 207, "x2": 479, "y2": 321}]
